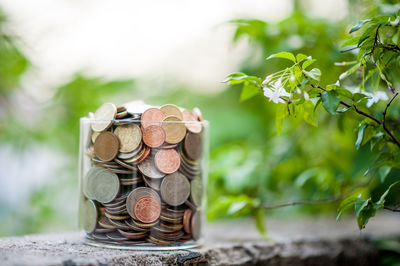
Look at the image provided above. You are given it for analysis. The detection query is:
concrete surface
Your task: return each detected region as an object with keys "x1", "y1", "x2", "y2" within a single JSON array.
[{"x1": 0, "y1": 213, "x2": 399, "y2": 265}]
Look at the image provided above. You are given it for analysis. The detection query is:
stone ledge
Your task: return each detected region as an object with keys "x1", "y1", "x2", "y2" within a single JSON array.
[{"x1": 1, "y1": 214, "x2": 399, "y2": 266}]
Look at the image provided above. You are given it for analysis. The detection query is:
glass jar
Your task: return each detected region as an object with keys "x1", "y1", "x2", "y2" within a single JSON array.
[{"x1": 78, "y1": 107, "x2": 208, "y2": 250}]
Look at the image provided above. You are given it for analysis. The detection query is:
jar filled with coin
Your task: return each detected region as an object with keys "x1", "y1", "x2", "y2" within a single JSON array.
[{"x1": 78, "y1": 102, "x2": 208, "y2": 250}]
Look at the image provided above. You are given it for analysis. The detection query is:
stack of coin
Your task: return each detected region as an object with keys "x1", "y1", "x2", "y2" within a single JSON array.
[{"x1": 80, "y1": 102, "x2": 205, "y2": 246}]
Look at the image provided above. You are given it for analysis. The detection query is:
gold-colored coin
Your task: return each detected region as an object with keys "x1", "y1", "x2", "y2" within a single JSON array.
[
  {"x1": 91, "y1": 132, "x2": 100, "y2": 144},
  {"x1": 160, "y1": 104, "x2": 183, "y2": 120},
  {"x1": 91, "y1": 103, "x2": 117, "y2": 132},
  {"x1": 114, "y1": 124, "x2": 142, "y2": 153},
  {"x1": 161, "y1": 115, "x2": 186, "y2": 144}
]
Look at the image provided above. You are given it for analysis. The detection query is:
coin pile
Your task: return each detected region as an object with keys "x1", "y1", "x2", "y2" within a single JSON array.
[{"x1": 80, "y1": 103, "x2": 205, "y2": 246}]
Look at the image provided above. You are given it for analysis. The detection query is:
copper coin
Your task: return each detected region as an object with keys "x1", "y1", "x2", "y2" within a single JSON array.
[
  {"x1": 160, "y1": 172, "x2": 190, "y2": 206},
  {"x1": 141, "y1": 108, "x2": 165, "y2": 128},
  {"x1": 184, "y1": 132, "x2": 202, "y2": 161},
  {"x1": 192, "y1": 107, "x2": 203, "y2": 121},
  {"x1": 154, "y1": 149, "x2": 180, "y2": 174},
  {"x1": 126, "y1": 187, "x2": 161, "y2": 220},
  {"x1": 133, "y1": 195, "x2": 162, "y2": 223},
  {"x1": 138, "y1": 157, "x2": 165, "y2": 179},
  {"x1": 143, "y1": 125, "x2": 166, "y2": 148},
  {"x1": 161, "y1": 115, "x2": 187, "y2": 144},
  {"x1": 117, "y1": 106, "x2": 126, "y2": 113},
  {"x1": 182, "y1": 109, "x2": 202, "y2": 134},
  {"x1": 94, "y1": 131, "x2": 120, "y2": 161},
  {"x1": 183, "y1": 209, "x2": 192, "y2": 234},
  {"x1": 134, "y1": 147, "x2": 151, "y2": 165}
]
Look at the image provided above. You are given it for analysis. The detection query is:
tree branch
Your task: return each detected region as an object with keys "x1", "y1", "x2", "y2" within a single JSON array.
[
  {"x1": 260, "y1": 196, "x2": 342, "y2": 210},
  {"x1": 382, "y1": 92, "x2": 400, "y2": 147},
  {"x1": 383, "y1": 206, "x2": 400, "y2": 212},
  {"x1": 313, "y1": 85, "x2": 400, "y2": 148}
]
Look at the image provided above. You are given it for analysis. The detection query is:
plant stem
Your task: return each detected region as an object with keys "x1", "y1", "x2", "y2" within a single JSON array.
[
  {"x1": 382, "y1": 93, "x2": 400, "y2": 147},
  {"x1": 314, "y1": 85, "x2": 400, "y2": 148}
]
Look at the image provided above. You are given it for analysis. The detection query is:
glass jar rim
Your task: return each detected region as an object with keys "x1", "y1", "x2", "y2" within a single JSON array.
[{"x1": 80, "y1": 117, "x2": 209, "y2": 126}]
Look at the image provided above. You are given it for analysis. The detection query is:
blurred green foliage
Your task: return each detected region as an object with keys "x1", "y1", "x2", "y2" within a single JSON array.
[
  {"x1": 223, "y1": 0, "x2": 400, "y2": 231},
  {"x1": 0, "y1": 0, "x2": 399, "y2": 237}
]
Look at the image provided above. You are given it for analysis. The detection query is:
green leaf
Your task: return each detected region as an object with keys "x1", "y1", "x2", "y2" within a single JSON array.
[
  {"x1": 255, "y1": 208, "x2": 268, "y2": 239},
  {"x1": 308, "y1": 88, "x2": 322, "y2": 98},
  {"x1": 321, "y1": 90, "x2": 341, "y2": 115},
  {"x1": 353, "y1": 93, "x2": 369, "y2": 103},
  {"x1": 349, "y1": 19, "x2": 371, "y2": 33},
  {"x1": 337, "y1": 196, "x2": 359, "y2": 220},
  {"x1": 336, "y1": 87, "x2": 353, "y2": 99},
  {"x1": 240, "y1": 82, "x2": 261, "y2": 101},
  {"x1": 276, "y1": 103, "x2": 288, "y2": 134},
  {"x1": 296, "y1": 53, "x2": 308, "y2": 63},
  {"x1": 376, "y1": 181, "x2": 400, "y2": 207},
  {"x1": 222, "y1": 72, "x2": 248, "y2": 84},
  {"x1": 378, "y1": 166, "x2": 392, "y2": 183},
  {"x1": 302, "y1": 59, "x2": 316, "y2": 69},
  {"x1": 303, "y1": 101, "x2": 318, "y2": 126},
  {"x1": 357, "y1": 202, "x2": 376, "y2": 230},
  {"x1": 303, "y1": 68, "x2": 321, "y2": 81},
  {"x1": 355, "y1": 124, "x2": 366, "y2": 150},
  {"x1": 267, "y1": 52, "x2": 296, "y2": 63},
  {"x1": 355, "y1": 198, "x2": 370, "y2": 217},
  {"x1": 340, "y1": 36, "x2": 361, "y2": 49}
]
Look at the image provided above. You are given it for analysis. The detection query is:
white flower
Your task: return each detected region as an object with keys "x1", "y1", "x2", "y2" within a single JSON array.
[
  {"x1": 364, "y1": 91, "x2": 388, "y2": 108},
  {"x1": 263, "y1": 79, "x2": 290, "y2": 104}
]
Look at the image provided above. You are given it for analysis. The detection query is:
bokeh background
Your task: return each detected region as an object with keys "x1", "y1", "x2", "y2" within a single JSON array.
[{"x1": 0, "y1": 0, "x2": 398, "y2": 236}]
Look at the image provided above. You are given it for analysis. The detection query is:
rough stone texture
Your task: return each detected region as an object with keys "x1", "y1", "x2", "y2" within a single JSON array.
[{"x1": 0, "y1": 213, "x2": 398, "y2": 265}]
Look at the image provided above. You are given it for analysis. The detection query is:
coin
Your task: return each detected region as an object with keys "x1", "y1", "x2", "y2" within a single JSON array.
[
  {"x1": 191, "y1": 211, "x2": 201, "y2": 240},
  {"x1": 106, "y1": 231, "x2": 129, "y2": 242},
  {"x1": 154, "y1": 149, "x2": 180, "y2": 174},
  {"x1": 85, "y1": 167, "x2": 120, "y2": 203},
  {"x1": 183, "y1": 209, "x2": 192, "y2": 234},
  {"x1": 91, "y1": 132, "x2": 100, "y2": 144},
  {"x1": 190, "y1": 178, "x2": 203, "y2": 207},
  {"x1": 126, "y1": 187, "x2": 161, "y2": 220},
  {"x1": 160, "y1": 104, "x2": 183, "y2": 120},
  {"x1": 82, "y1": 166, "x2": 102, "y2": 200},
  {"x1": 81, "y1": 199, "x2": 98, "y2": 233},
  {"x1": 91, "y1": 103, "x2": 117, "y2": 132},
  {"x1": 143, "y1": 176, "x2": 162, "y2": 191},
  {"x1": 124, "y1": 219, "x2": 149, "y2": 232},
  {"x1": 124, "y1": 145, "x2": 146, "y2": 163},
  {"x1": 117, "y1": 229, "x2": 148, "y2": 240},
  {"x1": 94, "y1": 132, "x2": 120, "y2": 162},
  {"x1": 160, "y1": 172, "x2": 190, "y2": 206},
  {"x1": 117, "y1": 106, "x2": 126, "y2": 113},
  {"x1": 192, "y1": 107, "x2": 203, "y2": 121},
  {"x1": 161, "y1": 115, "x2": 186, "y2": 144},
  {"x1": 141, "y1": 108, "x2": 165, "y2": 128},
  {"x1": 184, "y1": 132, "x2": 202, "y2": 160},
  {"x1": 182, "y1": 109, "x2": 202, "y2": 134},
  {"x1": 134, "y1": 147, "x2": 151, "y2": 165},
  {"x1": 143, "y1": 125, "x2": 166, "y2": 148},
  {"x1": 108, "y1": 219, "x2": 132, "y2": 230},
  {"x1": 117, "y1": 142, "x2": 143, "y2": 159},
  {"x1": 138, "y1": 157, "x2": 165, "y2": 179},
  {"x1": 134, "y1": 195, "x2": 162, "y2": 223},
  {"x1": 114, "y1": 124, "x2": 142, "y2": 153},
  {"x1": 98, "y1": 216, "x2": 116, "y2": 229},
  {"x1": 104, "y1": 212, "x2": 130, "y2": 220}
]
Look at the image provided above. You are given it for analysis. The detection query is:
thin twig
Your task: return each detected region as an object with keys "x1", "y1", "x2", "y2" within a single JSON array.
[
  {"x1": 382, "y1": 93, "x2": 400, "y2": 147},
  {"x1": 260, "y1": 196, "x2": 343, "y2": 210},
  {"x1": 260, "y1": 174, "x2": 375, "y2": 210},
  {"x1": 383, "y1": 206, "x2": 400, "y2": 212}
]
